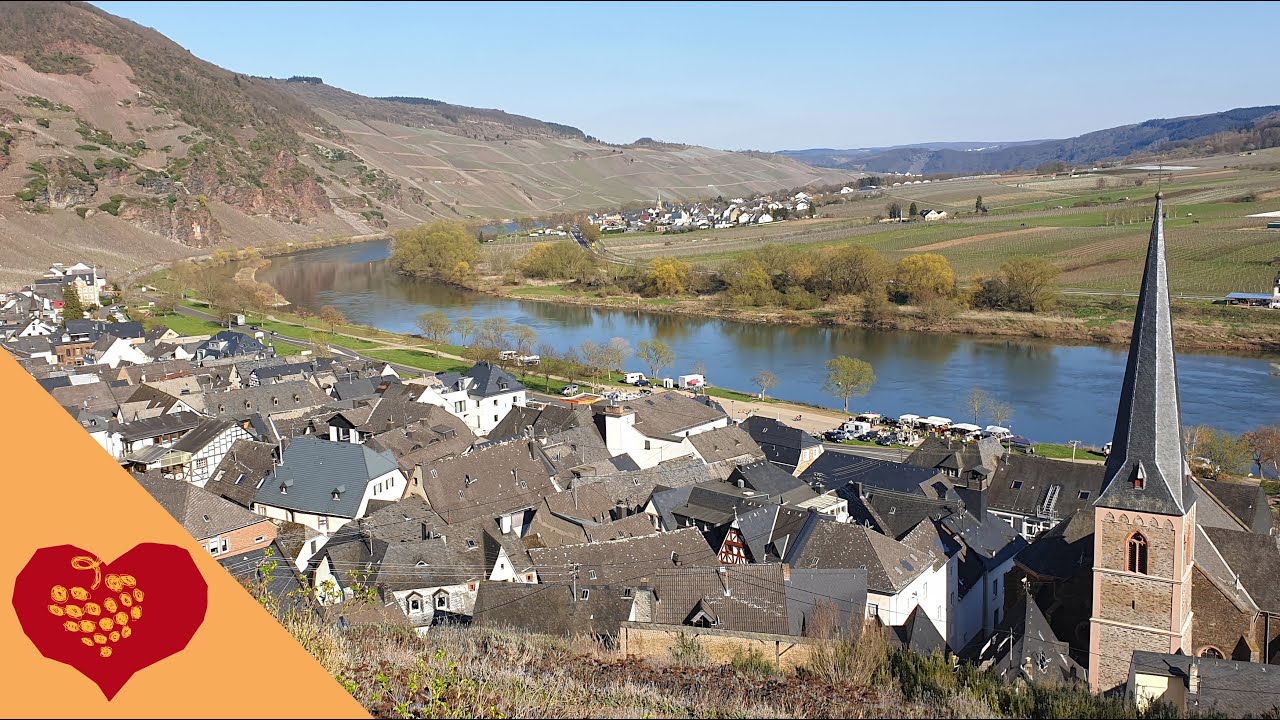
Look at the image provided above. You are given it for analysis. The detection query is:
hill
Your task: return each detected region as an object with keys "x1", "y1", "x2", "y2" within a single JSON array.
[
  {"x1": 785, "y1": 106, "x2": 1280, "y2": 174},
  {"x1": 0, "y1": 1, "x2": 842, "y2": 286}
]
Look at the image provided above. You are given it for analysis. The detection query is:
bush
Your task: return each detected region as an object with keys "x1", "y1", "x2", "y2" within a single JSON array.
[
  {"x1": 98, "y1": 198, "x2": 123, "y2": 216},
  {"x1": 730, "y1": 646, "x2": 776, "y2": 677},
  {"x1": 36, "y1": 117, "x2": 50, "y2": 128},
  {"x1": 669, "y1": 633, "x2": 707, "y2": 666}
]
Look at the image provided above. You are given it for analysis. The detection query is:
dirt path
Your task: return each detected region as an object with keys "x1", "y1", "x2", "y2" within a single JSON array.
[{"x1": 912, "y1": 225, "x2": 1058, "y2": 252}]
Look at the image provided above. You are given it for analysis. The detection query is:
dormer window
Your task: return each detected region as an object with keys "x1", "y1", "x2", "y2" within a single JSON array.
[
  {"x1": 465, "y1": 538, "x2": 476, "y2": 549},
  {"x1": 1133, "y1": 464, "x2": 1145, "y2": 490},
  {"x1": 332, "y1": 485, "x2": 345, "y2": 500}
]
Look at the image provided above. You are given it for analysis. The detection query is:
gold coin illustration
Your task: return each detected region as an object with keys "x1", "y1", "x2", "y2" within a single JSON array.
[
  {"x1": 51, "y1": 586, "x2": 68, "y2": 603},
  {"x1": 69, "y1": 587, "x2": 88, "y2": 601},
  {"x1": 48, "y1": 604, "x2": 65, "y2": 617},
  {"x1": 103, "y1": 598, "x2": 117, "y2": 613},
  {"x1": 115, "y1": 611, "x2": 128, "y2": 626},
  {"x1": 80, "y1": 637, "x2": 93, "y2": 647},
  {"x1": 99, "y1": 617, "x2": 114, "y2": 632},
  {"x1": 79, "y1": 620, "x2": 96, "y2": 633},
  {"x1": 109, "y1": 631, "x2": 120, "y2": 642},
  {"x1": 84, "y1": 602, "x2": 101, "y2": 616},
  {"x1": 129, "y1": 606, "x2": 142, "y2": 621},
  {"x1": 62, "y1": 621, "x2": 79, "y2": 632},
  {"x1": 93, "y1": 633, "x2": 106, "y2": 645},
  {"x1": 119, "y1": 593, "x2": 132, "y2": 608},
  {"x1": 65, "y1": 605, "x2": 83, "y2": 619},
  {"x1": 120, "y1": 625, "x2": 132, "y2": 639},
  {"x1": 132, "y1": 589, "x2": 144, "y2": 602},
  {"x1": 105, "y1": 574, "x2": 123, "y2": 592},
  {"x1": 99, "y1": 646, "x2": 112, "y2": 658}
]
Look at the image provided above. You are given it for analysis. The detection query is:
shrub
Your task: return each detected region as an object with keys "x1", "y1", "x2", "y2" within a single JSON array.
[
  {"x1": 75, "y1": 144, "x2": 100, "y2": 151},
  {"x1": 98, "y1": 198, "x2": 122, "y2": 216},
  {"x1": 730, "y1": 646, "x2": 776, "y2": 677},
  {"x1": 669, "y1": 633, "x2": 707, "y2": 666},
  {"x1": 36, "y1": 117, "x2": 50, "y2": 128}
]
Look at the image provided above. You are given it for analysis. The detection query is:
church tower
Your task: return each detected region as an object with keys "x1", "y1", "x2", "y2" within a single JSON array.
[{"x1": 1089, "y1": 194, "x2": 1198, "y2": 694}]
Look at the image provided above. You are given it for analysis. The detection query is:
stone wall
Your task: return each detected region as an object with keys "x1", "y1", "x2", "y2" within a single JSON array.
[
  {"x1": 1091, "y1": 621, "x2": 1175, "y2": 694},
  {"x1": 1191, "y1": 566, "x2": 1258, "y2": 661},
  {"x1": 620, "y1": 622, "x2": 818, "y2": 672}
]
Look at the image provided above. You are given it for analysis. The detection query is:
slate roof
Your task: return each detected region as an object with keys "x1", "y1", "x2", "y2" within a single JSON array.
[
  {"x1": 1194, "y1": 524, "x2": 1257, "y2": 613},
  {"x1": 740, "y1": 416, "x2": 822, "y2": 472},
  {"x1": 891, "y1": 606, "x2": 948, "y2": 657},
  {"x1": 847, "y1": 490, "x2": 964, "y2": 541},
  {"x1": 1016, "y1": 508, "x2": 1094, "y2": 581},
  {"x1": 1200, "y1": 526, "x2": 1280, "y2": 613},
  {"x1": 802, "y1": 451, "x2": 951, "y2": 500},
  {"x1": 603, "y1": 391, "x2": 727, "y2": 441},
  {"x1": 219, "y1": 541, "x2": 313, "y2": 615},
  {"x1": 528, "y1": 527, "x2": 716, "y2": 585},
  {"x1": 372, "y1": 533, "x2": 499, "y2": 590},
  {"x1": 50, "y1": 381, "x2": 134, "y2": 416},
  {"x1": 359, "y1": 497, "x2": 447, "y2": 544},
  {"x1": 421, "y1": 439, "x2": 559, "y2": 524},
  {"x1": 736, "y1": 505, "x2": 814, "y2": 564},
  {"x1": 366, "y1": 417, "x2": 475, "y2": 476},
  {"x1": 986, "y1": 595, "x2": 1084, "y2": 686},
  {"x1": 577, "y1": 454, "x2": 711, "y2": 513},
  {"x1": 473, "y1": 582, "x2": 632, "y2": 638},
  {"x1": 488, "y1": 402, "x2": 587, "y2": 442},
  {"x1": 436, "y1": 362, "x2": 525, "y2": 398},
  {"x1": 688, "y1": 424, "x2": 765, "y2": 467},
  {"x1": 204, "y1": 381, "x2": 331, "y2": 421},
  {"x1": 786, "y1": 567, "x2": 869, "y2": 638},
  {"x1": 584, "y1": 513, "x2": 660, "y2": 543},
  {"x1": 645, "y1": 565, "x2": 790, "y2": 634},
  {"x1": 170, "y1": 418, "x2": 239, "y2": 453},
  {"x1": 985, "y1": 454, "x2": 1105, "y2": 522},
  {"x1": 653, "y1": 482, "x2": 766, "y2": 530},
  {"x1": 197, "y1": 330, "x2": 269, "y2": 360},
  {"x1": 1197, "y1": 478, "x2": 1273, "y2": 534},
  {"x1": 728, "y1": 460, "x2": 816, "y2": 504},
  {"x1": 1128, "y1": 651, "x2": 1280, "y2": 717},
  {"x1": 786, "y1": 519, "x2": 938, "y2": 594},
  {"x1": 135, "y1": 471, "x2": 267, "y2": 540},
  {"x1": 116, "y1": 410, "x2": 204, "y2": 442},
  {"x1": 255, "y1": 436, "x2": 399, "y2": 519},
  {"x1": 205, "y1": 440, "x2": 278, "y2": 509},
  {"x1": 1097, "y1": 196, "x2": 1197, "y2": 517}
]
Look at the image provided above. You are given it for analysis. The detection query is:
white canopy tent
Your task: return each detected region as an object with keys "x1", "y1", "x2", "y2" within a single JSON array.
[
  {"x1": 951, "y1": 423, "x2": 982, "y2": 433},
  {"x1": 922, "y1": 416, "x2": 953, "y2": 427},
  {"x1": 984, "y1": 425, "x2": 1012, "y2": 437},
  {"x1": 898, "y1": 414, "x2": 921, "y2": 426}
]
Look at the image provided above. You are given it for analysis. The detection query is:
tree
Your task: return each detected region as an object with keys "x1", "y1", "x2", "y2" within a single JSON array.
[
  {"x1": 1243, "y1": 426, "x2": 1280, "y2": 477},
  {"x1": 823, "y1": 356, "x2": 876, "y2": 413},
  {"x1": 61, "y1": 285, "x2": 85, "y2": 321},
  {"x1": 318, "y1": 305, "x2": 346, "y2": 335},
  {"x1": 415, "y1": 310, "x2": 452, "y2": 357},
  {"x1": 517, "y1": 241, "x2": 600, "y2": 282},
  {"x1": 752, "y1": 370, "x2": 778, "y2": 400},
  {"x1": 893, "y1": 253, "x2": 957, "y2": 303},
  {"x1": 1195, "y1": 428, "x2": 1251, "y2": 479},
  {"x1": 972, "y1": 257, "x2": 1061, "y2": 312},
  {"x1": 605, "y1": 337, "x2": 633, "y2": 378},
  {"x1": 512, "y1": 324, "x2": 538, "y2": 357},
  {"x1": 647, "y1": 256, "x2": 692, "y2": 296},
  {"x1": 153, "y1": 291, "x2": 178, "y2": 316},
  {"x1": 453, "y1": 317, "x2": 475, "y2": 348},
  {"x1": 579, "y1": 340, "x2": 608, "y2": 386},
  {"x1": 307, "y1": 331, "x2": 334, "y2": 359},
  {"x1": 692, "y1": 359, "x2": 707, "y2": 378},
  {"x1": 535, "y1": 342, "x2": 559, "y2": 393},
  {"x1": 389, "y1": 221, "x2": 481, "y2": 283},
  {"x1": 887, "y1": 203, "x2": 902, "y2": 220},
  {"x1": 967, "y1": 387, "x2": 989, "y2": 425},
  {"x1": 579, "y1": 223, "x2": 601, "y2": 244},
  {"x1": 476, "y1": 317, "x2": 511, "y2": 352},
  {"x1": 908, "y1": 202, "x2": 918, "y2": 219},
  {"x1": 975, "y1": 195, "x2": 987, "y2": 213},
  {"x1": 812, "y1": 245, "x2": 890, "y2": 299},
  {"x1": 635, "y1": 338, "x2": 676, "y2": 380},
  {"x1": 989, "y1": 400, "x2": 1014, "y2": 430}
]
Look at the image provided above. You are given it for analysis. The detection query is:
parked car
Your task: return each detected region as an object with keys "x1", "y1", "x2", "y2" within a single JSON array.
[
  {"x1": 876, "y1": 434, "x2": 899, "y2": 446},
  {"x1": 636, "y1": 379, "x2": 652, "y2": 387},
  {"x1": 560, "y1": 384, "x2": 580, "y2": 396},
  {"x1": 825, "y1": 430, "x2": 850, "y2": 442}
]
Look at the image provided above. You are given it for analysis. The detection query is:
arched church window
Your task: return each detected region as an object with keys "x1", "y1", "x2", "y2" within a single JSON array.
[{"x1": 1127, "y1": 532, "x2": 1148, "y2": 574}]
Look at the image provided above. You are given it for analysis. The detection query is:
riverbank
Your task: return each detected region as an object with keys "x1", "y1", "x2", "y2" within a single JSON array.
[{"x1": 473, "y1": 279, "x2": 1280, "y2": 355}]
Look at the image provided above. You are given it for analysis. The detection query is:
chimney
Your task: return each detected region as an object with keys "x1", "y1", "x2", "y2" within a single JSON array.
[
  {"x1": 782, "y1": 564, "x2": 791, "y2": 582},
  {"x1": 855, "y1": 481, "x2": 866, "y2": 499}
]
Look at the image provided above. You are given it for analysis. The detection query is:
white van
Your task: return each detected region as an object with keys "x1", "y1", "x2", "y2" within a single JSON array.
[{"x1": 623, "y1": 371, "x2": 647, "y2": 385}]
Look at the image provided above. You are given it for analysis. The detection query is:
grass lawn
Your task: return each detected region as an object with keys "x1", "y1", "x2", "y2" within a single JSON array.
[
  {"x1": 704, "y1": 386, "x2": 772, "y2": 404},
  {"x1": 142, "y1": 313, "x2": 223, "y2": 336},
  {"x1": 364, "y1": 349, "x2": 470, "y2": 374},
  {"x1": 328, "y1": 335, "x2": 383, "y2": 352}
]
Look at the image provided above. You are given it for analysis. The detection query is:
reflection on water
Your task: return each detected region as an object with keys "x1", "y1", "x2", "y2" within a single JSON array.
[{"x1": 258, "y1": 240, "x2": 1278, "y2": 444}]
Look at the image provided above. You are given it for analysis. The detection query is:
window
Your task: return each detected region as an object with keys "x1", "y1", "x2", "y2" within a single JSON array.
[
  {"x1": 1011, "y1": 481, "x2": 1023, "y2": 490},
  {"x1": 408, "y1": 597, "x2": 422, "y2": 613},
  {"x1": 622, "y1": 588, "x2": 633, "y2": 599},
  {"x1": 454, "y1": 401, "x2": 466, "y2": 413},
  {"x1": 220, "y1": 538, "x2": 228, "y2": 553},
  {"x1": 992, "y1": 577, "x2": 999, "y2": 599},
  {"x1": 254, "y1": 536, "x2": 266, "y2": 544},
  {"x1": 194, "y1": 457, "x2": 207, "y2": 469},
  {"x1": 1200, "y1": 646, "x2": 1225, "y2": 659},
  {"x1": 580, "y1": 589, "x2": 590, "y2": 601},
  {"x1": 436, "y1": 594, "x2": 448, "y2": 609},
  {"x1": 644, "y1": 440, "x2": 651, "y2": 450},
  {"x1": 207, "y1": 540, "x2": 221, "y2": 556},
  {"x1": 494, "y1": 399, "x2": 499, "y2": 406},
  {"x1": 318, "y1": 516, "x2": 328, "y2": 531},
  {"x1": 587, "y1": 569, "x2": 598, "y2": 580},
  {"x1": 374, "y1": 483, "x2": 381, "y2": 494},
  {"x1": 1078, "y1": 491, "x2": 1090, "y2": 500},
  {"x1": 1127, "y1": 532, "x2": 1149, "y2": 574},
  {"x1": 494, "y1": 415, "x2": 498, "y2": 423},
  {"x1": 234, "y1": 473, "x2": 246, "y2": 485},
  {"x1": 867, "y1": 602, "x2": 879, "y2": 618}
]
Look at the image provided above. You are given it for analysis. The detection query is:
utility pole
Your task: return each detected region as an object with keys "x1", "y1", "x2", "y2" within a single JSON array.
[{"x1": 1068, "y1": 439, "x2": 1082, "y2": 463}]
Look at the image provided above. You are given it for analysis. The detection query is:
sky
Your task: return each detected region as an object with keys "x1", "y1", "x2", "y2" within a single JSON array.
[{"x1": 93, "y1": 1, "x2": 1280, "y2": 152}]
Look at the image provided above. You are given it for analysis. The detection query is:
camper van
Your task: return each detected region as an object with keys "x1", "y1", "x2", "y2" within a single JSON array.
[
  {"x1": 678, "y1": 374, "x2": 705, "y2": 389},
  {"x1": 623, "y1": 371, "x2": 647, "y2": 385}
]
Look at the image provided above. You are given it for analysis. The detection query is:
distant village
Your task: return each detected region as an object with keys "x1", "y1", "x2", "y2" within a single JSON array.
[{"x1": 4, "y1": 197, "x2": 1280, "y2": 714}]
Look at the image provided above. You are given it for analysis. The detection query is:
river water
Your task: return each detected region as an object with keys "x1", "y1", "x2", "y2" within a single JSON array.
[{"x1": 258, "y1": 239, "x2": 1278, "y2": 445}]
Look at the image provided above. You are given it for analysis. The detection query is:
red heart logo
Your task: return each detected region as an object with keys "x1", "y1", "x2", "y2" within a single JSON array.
[{"x1": 11, "y1": 543, "x2": 208, "y2": 700}]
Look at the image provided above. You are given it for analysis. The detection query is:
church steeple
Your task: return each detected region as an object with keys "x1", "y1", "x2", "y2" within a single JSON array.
[{"x1": 1095, "y1": 193, "x2": 1196, "y2": 516}]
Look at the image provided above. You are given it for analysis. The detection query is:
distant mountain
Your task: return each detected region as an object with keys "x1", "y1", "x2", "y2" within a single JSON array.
[
  {"x1": 0, "y1": 1, "x2": 842, "y2": 286},
  {"x1": 785, "y1": 106, "x2": 1280, "y2": 174}
]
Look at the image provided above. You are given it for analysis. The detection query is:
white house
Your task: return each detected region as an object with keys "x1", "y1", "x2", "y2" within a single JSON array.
[
  {"x1": 86, "y1": 334, "x2": 151, "y2": 369},
  {"x1": 594, "y1": 392, "x2": 729, "y2": 469},
  {"x1": 252, "y1": 436, "x2": 405, "y2": 536},
  {"x1": 169, "y1": 418, "x2": 254, "y2": 487},
  {"x1": 922, "y1": 209, "x2": 948, "y2": 221},
  {"x1": 415, "y1": 362, "x2": 526, "y2": 436}
]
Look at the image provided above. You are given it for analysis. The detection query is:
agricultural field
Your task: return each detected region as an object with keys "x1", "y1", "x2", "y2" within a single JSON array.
[{"x1": 586, "y1": 148, "x2": 1280, "y2": 296}]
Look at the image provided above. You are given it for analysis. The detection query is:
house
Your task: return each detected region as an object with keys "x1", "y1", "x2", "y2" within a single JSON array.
[
  {"x1": 83, "y1": 334, "x2": 150, "y2": 369},
  {"x1": 204, "y1": 381, "x2": 332, "y2": 424},
  {"x1": 920, "y1": 209, "x2": 948, "y2": 221},
  {"x1": 473, "y1": 581, "x2": 633, "y2": 639},
  {"x1": 528, "y1": 527, "x2": 718, "y2": 585},
  {"x1": 593, "y1": 393, "x2": 730, "y2": 469},
  {"x1": 575, "y1": 454, "x2": 712, "y2": 516},
  {"x1": 167, "y1": 418, "x2": 254, "y2": 487},
  {"x1": 977, "y1": 594, "x2": 1085, "y2": 687},
  {"x1": 1129, "y1": 651, "x2": 1280, "y2": 716},
  {"x1": 687, "y1": 425, "x2": 765, "y2": 480},
  {"x1": 739, "y1": 416, "x2": 825, "y2": 475},
  {"x1": 251, "y1": 436, "x2": 405, "y2": 536},
  {"x1": 195, "y1": 330, "x2": 272, "y2": 362},
  {"x1": 113, "y1": 410, "x2": 205, "y2": 465},
  {"x1": 413, "y1": 438, "x2": 560, "y2": 529},
  {"x1": 205, "y1": 439, "x2": 279, "y2": 509},
  {"x1": 524, "y1": 483, "x2": 619, "y2": 548},
  {"x1": 135, "y1": 472, "x2": 277, "y2": 559},
  {"x1": 726, "y1": 461, "x2": 821, "y2": 506},
  {"x1": 416, "y1": 362, "x2": 527, "y2": 435}
]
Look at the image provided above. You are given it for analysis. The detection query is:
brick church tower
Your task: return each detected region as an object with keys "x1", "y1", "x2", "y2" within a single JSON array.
[{"x1": 1089, "y1": 194, "x2": 1198, "y2": 694}]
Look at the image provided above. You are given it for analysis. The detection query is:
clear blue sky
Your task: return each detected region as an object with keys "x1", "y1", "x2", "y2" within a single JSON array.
[{"x1": 93, "y1": 1, "x2": 1279, "y2": 151}]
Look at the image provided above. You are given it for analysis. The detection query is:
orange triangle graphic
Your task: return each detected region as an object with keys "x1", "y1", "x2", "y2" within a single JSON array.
[{"x1": 0, "y1": 350, "x2": 369, "y2": 717}]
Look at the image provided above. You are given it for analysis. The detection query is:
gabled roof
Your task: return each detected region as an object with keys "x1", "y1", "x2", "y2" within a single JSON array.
[
  {"x1": 473, "y1": 582, "x2": 632, "y2": 638},
  {"x1": 255, "y1": 436, "x2": 399, "y2": 519},
  {"x1": 987, "y1": 595, "x2": 1083, "y2": 686},
  {"x1": 171, "y1": 418, "x2": 242, "y2": 453},
  {"x1": 1128, "y1": 651, "x2": 1280, "y2": 717},
  {"x1": 803, "y1": 450, "x2": 953, "y2": 500},
  {"x1": 891, "y1": 606, "x2": 948, "y2": 657},
  {"x1": 602, "y1": 392, "x2": 727, "y2": 441},
  {"x1": 529, "y1": 527, "x2": 716, "y2": 586},
  {"x1": 359, "y1": 496, "x2": 446, "y2": 544},
  {"x1": 1015, "y1": 508, "x2": 1095, "y2": 580},
  {"x1": 736, "y1": 505, "x2": 814, "y2": 564},
  {"x1": 1196, "y1": 478, "x2": 1273, "y2": 534},
  {"x1": 450, "y1": 361, "x2": 525, "y2": 398},
  {"x1": 688, "y1": 424, "x2": 764, "y2": 466},
  {"x1": 584, "y1": 513, "x2": 659, "y2": 543},
  {"x1": 786, "y1": 519, "x2": 939, "y2": 594},
  {"x1": 116, "y1": 410, "x2": 204, "y2": 442},
  {"x1": 1097, "y1": 194, "x2": 1197, "y2": 516},
  {"x1": 135, "y1": 471, "x2": 266, "y2": 540},
  {"x1": 739, "y1": 416, "x2": 821, "y2": 470},
  {"x1": 1200, "y1": 526, "x2": 1280, "y2": 613},
  {"x1": 577, "y1": 454, "x2": 712, "y2": 512},
  {"x1": 205, "y1": 439, "x2": 278, "y2": 509},
  {"x1": 204, "y1": 381, "x2": 331, "y2": 421},
  {"x1": 422, "y1": 439, "x2": 559, "y2": 524}
]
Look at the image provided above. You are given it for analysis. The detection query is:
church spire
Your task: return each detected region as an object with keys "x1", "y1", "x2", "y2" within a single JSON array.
[{"x1": 1095, "y1": 193, "x2": 1196, "y2": 516}]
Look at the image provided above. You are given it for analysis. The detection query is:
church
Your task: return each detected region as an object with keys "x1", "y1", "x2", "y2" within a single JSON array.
[{"x1": 1010, "y1": 194, "x2": 1280, "y2": 696}]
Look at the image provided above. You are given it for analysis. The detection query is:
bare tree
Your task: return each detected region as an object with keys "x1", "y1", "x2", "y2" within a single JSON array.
[
  {"x1": 415, "y1": 310, "x2": 452, "y2": 357},
  {"x1": 453, "y1": 317, "x2": 476, "y2": 348},
  {"x1": 967, "y1": 387, "x2": 989, "y2": 425},
  {"x1": 989, "y1": 400, "x2": 1014, "y2": 430},
  {"x1": 635, "y1": 338, "x2": 676, "y2": 380},
  {"x1": 752, "y1": 370, "x2": 778, "y2": 401}
]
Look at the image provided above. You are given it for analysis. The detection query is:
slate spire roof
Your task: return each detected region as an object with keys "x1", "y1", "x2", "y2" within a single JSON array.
[{"x1": 1096, "y1": 194, "x2": 1196, "y2": 516}]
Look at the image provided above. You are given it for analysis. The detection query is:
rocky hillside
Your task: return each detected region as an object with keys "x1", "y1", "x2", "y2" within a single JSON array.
[{"x1": 0, "y1": 1, "x2": 842, "y2": 286}]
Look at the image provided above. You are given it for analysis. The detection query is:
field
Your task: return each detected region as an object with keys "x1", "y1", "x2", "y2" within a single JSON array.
[{"x1": 569, "y1": 147, "x2": 1280, "y2": 297}]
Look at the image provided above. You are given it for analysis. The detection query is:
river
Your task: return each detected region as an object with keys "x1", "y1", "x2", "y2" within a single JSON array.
[{"x1": 257, "y1": 239, "x2": 1279, "y2": 445}]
